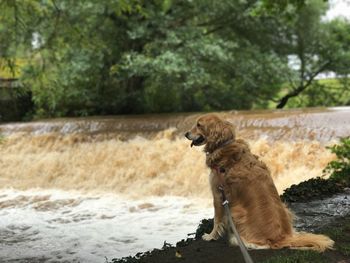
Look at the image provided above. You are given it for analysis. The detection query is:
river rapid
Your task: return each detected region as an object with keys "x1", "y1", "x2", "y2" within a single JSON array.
[{"x1": 0, "y1": 107, "x2": 349, "y2": 262}]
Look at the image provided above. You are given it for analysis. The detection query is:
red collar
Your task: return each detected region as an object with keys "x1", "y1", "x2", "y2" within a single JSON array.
[{"x1": 211, "y1": 165, "x2": 226, "y2": 187}]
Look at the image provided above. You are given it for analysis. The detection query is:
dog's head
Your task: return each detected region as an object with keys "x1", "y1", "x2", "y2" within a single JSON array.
[{"x1": 185, "y1": 114, "x2": 235, "y2": 149}]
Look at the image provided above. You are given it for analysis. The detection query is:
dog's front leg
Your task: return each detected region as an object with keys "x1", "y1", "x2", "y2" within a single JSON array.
[{"x1": 202, "y1": 188, "x2": 225, "y2": 241}]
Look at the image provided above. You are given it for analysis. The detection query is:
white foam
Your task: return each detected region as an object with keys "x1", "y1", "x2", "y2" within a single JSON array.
[{"x1": 0, "y1": 189, "x2": 212, "y2": 262}]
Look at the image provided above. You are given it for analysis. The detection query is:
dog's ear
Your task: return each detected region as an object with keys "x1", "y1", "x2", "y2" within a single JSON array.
[
  {"x1": 220, "y1": 121, "x2": 236, "y2": 142},
  {"x1": 209, "y1": 120, "x2": 235, "y2": 143}
]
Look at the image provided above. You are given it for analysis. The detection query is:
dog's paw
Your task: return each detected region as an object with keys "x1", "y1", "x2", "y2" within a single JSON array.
[{"x1": 202, "y1": 233, "x2": 217, "y2": 241}]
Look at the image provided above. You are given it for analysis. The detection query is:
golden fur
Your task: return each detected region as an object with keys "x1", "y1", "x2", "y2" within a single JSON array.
[{"x1": 185, "y1": 114, "x2": 334, "y2": 251}]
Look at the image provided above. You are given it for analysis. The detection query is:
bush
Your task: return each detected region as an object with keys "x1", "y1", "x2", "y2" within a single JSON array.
[{"x1": 323, "y1": 137, "x2": 350, "y2": 184}]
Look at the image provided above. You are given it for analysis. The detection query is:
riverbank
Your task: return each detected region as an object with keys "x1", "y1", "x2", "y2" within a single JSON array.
[
  {"x1": 110, "y1": 216, "x2": 350, "y2": 263},
  {"x1": 110, "y1": 179, "x2": 350, "y2": 263}
]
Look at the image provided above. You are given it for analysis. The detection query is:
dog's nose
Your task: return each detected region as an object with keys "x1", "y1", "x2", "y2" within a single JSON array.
[{"x1": 184, "y1": 132, "x2": 190, "y2": 139}]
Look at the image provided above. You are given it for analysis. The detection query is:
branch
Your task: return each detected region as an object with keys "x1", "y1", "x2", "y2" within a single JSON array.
[
  {"x1": 276, "y1": 61, "x2": 331, "y2": 109},
  {"x1": 203, "y1": 24, "x2": 226, "y2": 35},
  {"x1": 285, "y1": 73, "x2": 297, "y2": 90}
]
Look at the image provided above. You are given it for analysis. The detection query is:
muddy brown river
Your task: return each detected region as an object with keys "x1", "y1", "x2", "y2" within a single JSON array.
[{"x1": 0, "y1": 107, "x2": 349, "y2": 262}]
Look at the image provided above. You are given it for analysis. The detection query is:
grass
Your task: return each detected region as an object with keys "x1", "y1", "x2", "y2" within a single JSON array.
[
  {"x1": 262, "y1": 250, "x2": 328, "y2": 263},
  {"x1": 262, "y1": 216, "x2": 350, "y2": 263},
  {"x1": 329, "y1": 220, "x2": 350, "y2": 257}
]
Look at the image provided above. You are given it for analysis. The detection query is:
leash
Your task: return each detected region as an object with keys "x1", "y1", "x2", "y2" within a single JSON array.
[
  {"x1": 218, "y1": 185, "x2": 254, "y2": 263},
  {"x1": 206, "y1": 139, "x2": 253, "y2": 262}
]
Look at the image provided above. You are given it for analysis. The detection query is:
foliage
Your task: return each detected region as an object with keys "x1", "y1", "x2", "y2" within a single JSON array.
[
  {"x1": 251, "y1": 0, "x2": 307, "y2": 19},
  {"x1": 282, "y1": 138, "x2": 350, "y2": 203},
  {"x1": 283, "y1": 78, "x2": 350, "y2": 108},
  {"x1": 273, "y1": 3, "x2": 350, "y2": 108},
  {"x1": 0, "y1": 0, "x2": 349, "y2": 118},
  {"x1": 324, "y1": 137, "x2": 350, "y2": 183},
  {"x1": 0, "y1": 58, "x2": 24, "y2": 78}
]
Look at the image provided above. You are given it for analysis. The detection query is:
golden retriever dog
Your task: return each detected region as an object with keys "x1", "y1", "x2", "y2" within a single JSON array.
[{"x1": 185, "y1": 114, "x2": 334, "y2": 251}]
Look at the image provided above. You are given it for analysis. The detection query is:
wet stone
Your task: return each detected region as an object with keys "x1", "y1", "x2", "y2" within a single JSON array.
[{"x1": 290, "y1": 189, "x2": 350, "y2": 232}]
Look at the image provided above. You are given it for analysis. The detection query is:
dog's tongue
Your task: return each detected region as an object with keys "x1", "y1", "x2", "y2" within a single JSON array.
[{"x1": 191, "y1": 141, "x2": 194, "y2": 147}]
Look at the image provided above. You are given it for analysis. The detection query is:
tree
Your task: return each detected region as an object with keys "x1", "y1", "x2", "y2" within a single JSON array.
[
  {"x1": 120, "y1": 0, "x2": 290, "y2": 112},
  {"x1": 1, "y1": 0, "x2": 145, "y2": 116},
  {"x1": 273, "y1": 1, "x2": 350, "y2": 108},
  {"x1": 0, "y1": 0, "x2": 349, "y2": 118}
]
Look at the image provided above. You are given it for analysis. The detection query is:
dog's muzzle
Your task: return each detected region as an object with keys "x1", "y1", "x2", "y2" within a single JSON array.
[{"x1": 185, "y1": 132, "x2": 205, "y2": 147}]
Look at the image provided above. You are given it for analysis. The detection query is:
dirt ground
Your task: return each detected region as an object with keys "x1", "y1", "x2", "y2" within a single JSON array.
[
  {"x1": 111, "y1": 180, "x2": 350, "y2": 263},
  {"x1": 110, "y1": 178, "x2": 350, "y2": 263},
  {"x1": 111, "y1": 215, "x2": 350, "y2": 263}
]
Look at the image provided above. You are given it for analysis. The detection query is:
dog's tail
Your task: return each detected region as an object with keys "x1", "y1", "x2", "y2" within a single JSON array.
[{"x1": 275, "y1": 232, "x2": 334, "y2": 252}]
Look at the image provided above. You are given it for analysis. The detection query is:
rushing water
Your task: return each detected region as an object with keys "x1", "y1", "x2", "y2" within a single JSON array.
[
  {"x1": 0, "y1": 189, "x2": 211, "y2": 262},
  {"x1": 0, "y1": 107, "x2": 349, "y2": 262}
]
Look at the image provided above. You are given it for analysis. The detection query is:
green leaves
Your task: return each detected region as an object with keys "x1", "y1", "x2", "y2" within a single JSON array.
[
  {"x1": 1, "y1": 0, "x2": 349, "y2": 119},
  {"x1": 324, "y1": 138, "x2": 350, "y2": 183}
]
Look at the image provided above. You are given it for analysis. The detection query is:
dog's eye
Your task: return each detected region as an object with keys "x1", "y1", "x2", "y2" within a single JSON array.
[{"x1": 197, "y1": 123, "x2": 201, "y2": 127}]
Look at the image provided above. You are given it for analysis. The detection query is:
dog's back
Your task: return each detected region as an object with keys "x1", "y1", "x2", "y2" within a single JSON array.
[{"x1": 186, "y1": 114, "x2": 334, "y2": 251}]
